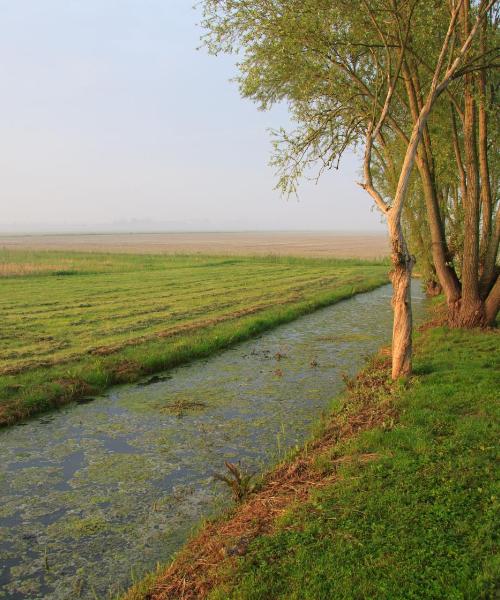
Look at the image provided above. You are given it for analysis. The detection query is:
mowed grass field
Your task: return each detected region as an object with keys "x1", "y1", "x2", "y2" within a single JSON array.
[{"x1": 0, "y1": 250, "x2": 389, "y2": 425}]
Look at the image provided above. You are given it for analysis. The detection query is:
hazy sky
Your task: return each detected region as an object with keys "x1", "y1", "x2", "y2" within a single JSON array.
[{"x1": 0, "y1": 1, "x2": 384, "y2": 233}]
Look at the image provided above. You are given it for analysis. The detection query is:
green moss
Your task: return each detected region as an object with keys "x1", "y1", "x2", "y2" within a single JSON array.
[
  {"x1": 48, "y1": 515, "x2": 108, "y2": 539},
  {"x1": 76, "y1": 455, "x2": 156, "y2": 486},
  {"x1": 0, "y1": 502, "x2": 18, "y2": 519},
  {"x1": 10, "y1": 466, "x2": 64, "y2": 492}
]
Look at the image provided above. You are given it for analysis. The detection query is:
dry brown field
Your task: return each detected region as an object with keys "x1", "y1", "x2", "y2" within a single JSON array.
[{"x1": 0, "y1": 231, "x2": 389, "y2": 258}]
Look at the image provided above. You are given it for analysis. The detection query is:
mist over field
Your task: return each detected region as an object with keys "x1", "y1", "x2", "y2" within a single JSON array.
[{"x1": 0, "y1": 2, "x2": 384, "y2": 235}]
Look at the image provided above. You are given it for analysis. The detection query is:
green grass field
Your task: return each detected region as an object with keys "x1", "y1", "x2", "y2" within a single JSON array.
[
  {"x1": 206, "y1": 326, "x2": 499, "y2": 599},
  {"x1": 0, "y1": 249, "x2": 388, "y2": 426}
]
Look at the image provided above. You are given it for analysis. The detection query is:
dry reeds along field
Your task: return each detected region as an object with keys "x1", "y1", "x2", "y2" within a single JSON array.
[{"x1": 0, "y1": 244, "x2": 389, "y2": 425}]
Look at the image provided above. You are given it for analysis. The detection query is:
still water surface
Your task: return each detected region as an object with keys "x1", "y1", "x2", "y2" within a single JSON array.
[{"x1": 0, "y1": 283, "x2": 427, "y2": 599}]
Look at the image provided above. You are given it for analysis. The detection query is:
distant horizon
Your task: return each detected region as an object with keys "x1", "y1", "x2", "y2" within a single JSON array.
[{"x1": 0, "y1": 227, "x2": 387, "y2": 236}]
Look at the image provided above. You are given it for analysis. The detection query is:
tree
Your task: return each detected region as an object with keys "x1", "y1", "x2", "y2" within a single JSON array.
[
  {"x1": 202, "y1": 0, "x2": 496, "y2": 378},
  {"x1": 371, "y1": 1, "x2": 500, "y2": 326}
]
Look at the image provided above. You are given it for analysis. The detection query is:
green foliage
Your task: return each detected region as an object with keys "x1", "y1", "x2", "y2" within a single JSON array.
[
  {"x1": 209, "y1": 326, "x2": 500, "y2": 599},
  {"x1": 201, "y1": 1, "x2": 460, "y2": 196},
  {"x1": 0, "y1": 250, "x2": 388, "y2": 425}
]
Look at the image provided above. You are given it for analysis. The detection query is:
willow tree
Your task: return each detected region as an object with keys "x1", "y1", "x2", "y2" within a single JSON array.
[
  {"x1": 448, "y1": 1, "x2": 500, "y2": 325},
  {"x1": 381, "y1": 1, "x2": 500, "y2": 327},
  {"x1": 202, "y1": 0, "x2": 495, "y2": 378},
  {"x1": 370, "y1": 2, "x2": 499, "y2": 320}
]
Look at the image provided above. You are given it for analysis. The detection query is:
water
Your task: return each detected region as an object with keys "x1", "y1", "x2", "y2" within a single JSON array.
[{"x1": 0, "y1": 283, "x2": 427, "y2": 599}]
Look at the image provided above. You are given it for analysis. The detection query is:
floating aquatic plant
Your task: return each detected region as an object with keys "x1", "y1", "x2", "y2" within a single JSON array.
[
  {"x1": 213, "y1": 462, "x2": 255, "y2": 503},
  {"x1": 159, "y1": 399, "x2": 207, "y2": 417}
]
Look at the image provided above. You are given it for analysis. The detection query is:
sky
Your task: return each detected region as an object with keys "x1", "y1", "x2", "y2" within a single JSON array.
[{"x1": 0, "y1": 1, "x2": 385, "y2": 233}]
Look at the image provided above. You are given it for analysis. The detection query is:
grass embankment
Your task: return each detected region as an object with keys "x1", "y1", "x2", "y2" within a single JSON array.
[
  {"x1": 0, "y1": 249, "x2": 388, "y2": 425},
  {"x1": 128, "y1": 324, "x2": 499, "y2": 600}
]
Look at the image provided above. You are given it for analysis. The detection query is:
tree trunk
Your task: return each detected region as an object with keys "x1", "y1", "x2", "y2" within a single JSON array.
[
  {"x1": 416, "y1": 155, "x2": 462, "y2": 307},
  {"x1": 388, "y1": 217, "x2": 415, "y2": 379},
  {"x1": 484, "y1": 276, "x2": 500, "y2": 326},
  {"x1": 451, "y1": 104, "x2": 468, "y2": 204},
  {"x1": 478, "y1": 19, "x2": 492, "y2": 268},
  {"x1": 480, "y1": 210, "x2": 500, "y2": 296},
  {"x1": 456, "y1": 1, "x2": 484, "y2": 327},
  {"x1": 457, "y1": 71, "x2": 483, "y2": 327},
  {"x1": 402, "y1": 63, "x2": 461, "y2": 310}
]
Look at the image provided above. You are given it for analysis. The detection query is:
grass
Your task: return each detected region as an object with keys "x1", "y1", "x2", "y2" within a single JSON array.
[
  {"x1": 131, "y1": 323, "x2": 499, "y2": 599},
  {"x1": 0, "y1": 249, "x2": 389, "y2": 426},
  {"x1": 209, "y1": 327, "x2": 500, "y2": 600}
]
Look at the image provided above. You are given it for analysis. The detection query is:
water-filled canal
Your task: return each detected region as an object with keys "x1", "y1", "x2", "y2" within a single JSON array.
[{"x1": 0, "y1": 283, "x2": 427, "y2": 599}]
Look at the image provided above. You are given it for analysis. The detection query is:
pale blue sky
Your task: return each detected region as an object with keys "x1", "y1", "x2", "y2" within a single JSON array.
[{"x1": 0, "y1": 1, "x2": 384, "y2": 232}]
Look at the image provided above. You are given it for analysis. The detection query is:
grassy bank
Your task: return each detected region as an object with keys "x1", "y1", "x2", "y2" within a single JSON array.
[
  {"x1": 130, "y1": 324, "x2": 499, "y2": 599},
  {"x1": 0, "y1": 250, "x2": 388, "y2": 425}
]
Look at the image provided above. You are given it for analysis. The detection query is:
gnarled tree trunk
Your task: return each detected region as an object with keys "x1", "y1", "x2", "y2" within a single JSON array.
[{"x1": 388, "y1": 216, "x2": 415, "y2": 379}]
